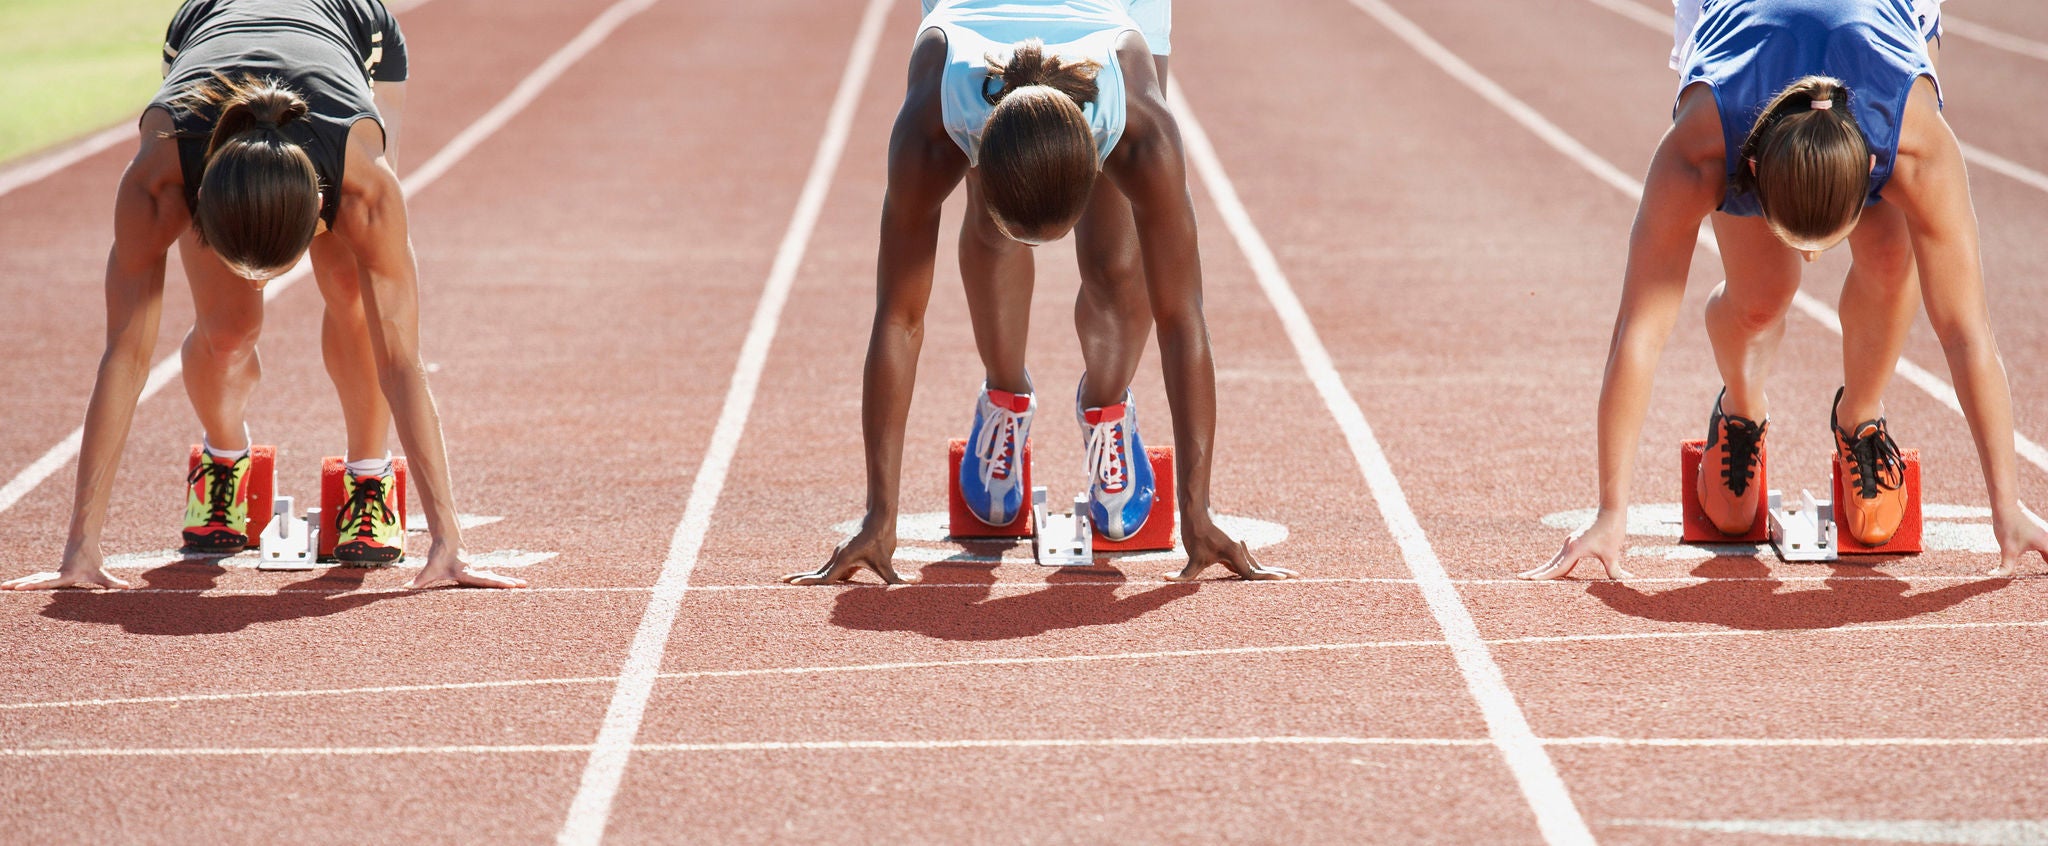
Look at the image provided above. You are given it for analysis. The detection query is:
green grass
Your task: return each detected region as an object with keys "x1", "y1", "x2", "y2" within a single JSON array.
[{"x1": 0, "y1": 0, "x2": 185, "y2": 164}]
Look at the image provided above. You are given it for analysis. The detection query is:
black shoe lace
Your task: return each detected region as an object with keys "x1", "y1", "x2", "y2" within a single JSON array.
[
  {"x1": 1843, "y1": 422, "x2": 1905, "y2": 499},
  {"x1": 337, "y1": 477, "x2": 395, "y2": 540},
  {"x1": 187, "y1": 459, "x2": 239, "y2": 525},
  {"x1": 1718, "y1": 418, "x2": 1765, "y2": 496}
]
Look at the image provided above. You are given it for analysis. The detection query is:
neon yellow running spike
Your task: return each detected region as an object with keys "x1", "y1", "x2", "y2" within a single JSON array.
[
  {"x1": 334, "y1": 469, "x2": 405, "y2": 565},
  {"x1": 183, "y1": 452, "x2": 252, "y2": 553}
]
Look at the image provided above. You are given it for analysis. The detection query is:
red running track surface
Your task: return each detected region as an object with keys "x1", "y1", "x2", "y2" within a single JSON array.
[{"x1": 1, "y1": 0, "x2": 2046, "y2": 842}]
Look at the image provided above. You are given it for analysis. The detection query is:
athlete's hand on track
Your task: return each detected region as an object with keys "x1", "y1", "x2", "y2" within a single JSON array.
[
  {"x1": 408, "y1": 544, "x2": 526, "y2": 589},
  {"x1": 1988, "y1": 502, "x2": 2048, "y2": 578},
  {"x1": 1166, "y1": 515, "x2": 1295, "y2": 582},
  {"x1": 785, "y1": 517, "x2": 905, "y2": 585},
  {"x1": 1521, "y1": 508, "x2": 1635, "y2": 581},
  {"x1": 2, "y1": 548, "x2": 131, "y2": 590}
]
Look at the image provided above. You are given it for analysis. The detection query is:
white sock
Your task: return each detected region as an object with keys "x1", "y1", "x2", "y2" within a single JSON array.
[
  {"x1": 345, "y1": 454, "x2": 393, "y2": 477},
  {"x1": 204, "y1": 432, "x2": 251, "y2": 461}
]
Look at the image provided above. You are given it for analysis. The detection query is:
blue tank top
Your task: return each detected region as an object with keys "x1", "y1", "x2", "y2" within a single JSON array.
[
  {"x1": 1677, "y1": 0, "x2": 1938, "y2": 217},
  {"x1": 918, "y1": 0, "x2": 1147, "y2": 167}
]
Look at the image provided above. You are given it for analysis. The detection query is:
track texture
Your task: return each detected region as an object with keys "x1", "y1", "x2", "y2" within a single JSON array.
[{"x1": 1, "y1": 0, "x2": 2044, "y2": 842}]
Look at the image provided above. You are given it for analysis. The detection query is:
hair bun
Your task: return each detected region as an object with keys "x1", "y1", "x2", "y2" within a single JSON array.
[{"x1": 984, "y1": 38, "x2": 1101, "y2": 107}]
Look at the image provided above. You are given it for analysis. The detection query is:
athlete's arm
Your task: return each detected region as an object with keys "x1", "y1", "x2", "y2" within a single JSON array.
[
  {"x1": 331, "y1": 125, "x2": 522, "y2": 589},
  {"x1": 1523, "y1": 85, "x2": 1724, "y2": 581},
  {"x1": 5, "y1": 113, "x2": 187, "y2": 590},
  {"x1": 1888, "y1": 79, "x2": 2048, "y2": 576},
  {"x1": 1103, "y1": 36, "x2": 1289, "y2": 582},
  {"x1": 786, "y1": 29, "x2": 966, "y2": 585}
]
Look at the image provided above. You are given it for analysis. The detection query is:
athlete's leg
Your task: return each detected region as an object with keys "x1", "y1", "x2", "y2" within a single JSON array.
[
  {"x1": 178, "y1": 231, "x2": 264, "y2": 451},
  {"x1": 1071, "y1": 176, "x2": 1153, "y2": 407},
  {"x1": 308, "y1": 232, "x2": 391, "y2": 460},
  {"x1": 1836, "y1": 202, "x2": 1918, "y2": 422},
  {"x1": 1704, "y1": 212, "x2": 1802, "y2": 420},
  {"x1": 959, "y1": 171, "x2": 1035, "y2": 394},
  {"x1": 1071, "y1": 54, "x2": 1167, "y2": 407}
]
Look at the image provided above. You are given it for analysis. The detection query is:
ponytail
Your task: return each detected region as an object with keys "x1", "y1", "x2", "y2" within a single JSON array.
[
  {"x1": 1737, "y1": 75, "x2": 1869, "y2": 245},
  {"x1": 983, "y1": 38, "x2": 1100, "y2": 107},
  {"x1": 170, "y1": 74, "x2": 321, "y2": 276}
]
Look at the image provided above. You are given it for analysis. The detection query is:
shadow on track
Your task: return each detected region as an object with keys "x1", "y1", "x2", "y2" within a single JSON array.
[
  {"x1": 1588, "y1": 555, "x2": 2010, "y2": 630},
  {"x1": 36, "y1": 557, "x2": 412, "y2": 635},
  {"x1": 828, "y1": 557, "x2": 1198, "y2": 641}
]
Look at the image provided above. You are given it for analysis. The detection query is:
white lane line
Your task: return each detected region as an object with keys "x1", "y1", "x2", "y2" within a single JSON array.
[
  {"x1": 554, "y1": 0, "x2": 893, "y2": 841},
  {"x1": 21, "y1": 615, "x2": 2048, "y2": 712},
  {"x1": 0, "y1": 675, "x2": 620, "y2": 711},
  {"x1": 1550, "y1": 736, "x2": 2048, "y2": 748},
  {"x1": 1171, "y1": 85, "x2": 1596, "y2": 846},
  {"x1": 0, "y1": 125, "x2": 132, "y2": 198},
  {"x1": 0, "y1": 0, "x2": 662, "y2": 521},
  {"x1": 1944, "y1": 16, "x2": 2048, "y2": 63},
  {"x1": 1366, "y1": 0, "x2": 2048, "y2": 479},
  {"x1": 12, "y1": 733, "x2": 2048, "y2": 759},
  {"x1": 0, "y1": 639, "x2": 1452, "y2": 711}
]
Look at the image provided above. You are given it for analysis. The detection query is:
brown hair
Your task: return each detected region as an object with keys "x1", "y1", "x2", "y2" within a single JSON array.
[
  {"x1": 171, "y1": 74, "x2": 321, "y2": 276},
  {"x1": 1736, "y1": 75, "x2": 1869, "y2": 246},
  {"x1": 978, "y1": 39, "x2": 1101, "y2": 242}
]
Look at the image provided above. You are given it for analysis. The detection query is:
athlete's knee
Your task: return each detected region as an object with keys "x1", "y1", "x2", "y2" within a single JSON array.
[
  {"x1": 1708, "y1": 286, "x2": 1792, "y2": 335},
  {"x1": 194, "y1": 320, "x2": 263, "y2": 365},
  {"x1": 1849, "y1": 237, "x2": 1915, "y2": 290},
  {"x1": 1076, "y1": 240, "x2": 1142, "y2": 291}
]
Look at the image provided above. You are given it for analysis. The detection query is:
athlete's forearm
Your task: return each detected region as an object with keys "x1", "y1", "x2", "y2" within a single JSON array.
[
  {"x1": 376, "y1": 361, "x2": 461, "y2": 552},
  {"x1": 1153, "y1": 316, "x2": 1218, "y2": 519},
  {"x1": 1593, "y1": 314, "x2": 1675, "y2": 514},
  {"x1": 1941, "y1": 337, "x2": 2023, "y2": 517},
  {"x1": 858, "y1": 313, "x2": 922, "y2": 518}
]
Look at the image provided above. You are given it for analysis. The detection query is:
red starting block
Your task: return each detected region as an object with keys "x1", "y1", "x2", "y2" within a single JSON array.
[
  {"x1": 947, "y1": 438, "x2": 1033, "y2": 539},
  {"x1": 188, "y1": 444, "x2": 276, "y2": 548},
  {"x1": 1830, "y1": 447, "x2": 1923, "y2": 554},
  {"x1": 1679, "y1": 438, "x2": 1769, "y2": 543},
  {"x1": 1094, "y1": 445, "x2": 1175, "y2": 552},
  {"x1": 317, "y1": 456, "x2": 408, "y2": 560}
]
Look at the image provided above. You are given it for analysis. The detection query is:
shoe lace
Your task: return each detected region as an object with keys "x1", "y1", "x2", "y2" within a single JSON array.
[
  {"x1": 1717, "y1": 417, "x2": 1765, "y2": 496},
  {"x1": 973, "y1": 406, "x2": 1025, "y2": 482},
  {"x1": 1843, "y1": 422, "x2": 1905, "y2": 499},
  {"x1": 1085, "y1": 419, "x2": 1128, "y2": 494},
  {"x1": 337, "y1": 476, "x2": 395, "y2": 540},
  {"x1": 186, "y1": 459, "x2": 239, "y2": 525}
]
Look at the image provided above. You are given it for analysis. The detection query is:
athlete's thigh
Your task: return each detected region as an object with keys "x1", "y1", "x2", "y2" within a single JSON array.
[
  {"x1": 178, "y1": 230, "x2": 265, "y2": 338},
  {"x1": 1709, "y1": 212, "x2": 1801, "y2": 303},
  {"x1": 1073, "y1": 176, "x2": 1140, "y2": 282},
  {"x1": 307, "y1": 231, "x2": 366, "y2": 308},
  {"x1": 1845, "y1": 201, "x2": 1913, "y2": 282}
]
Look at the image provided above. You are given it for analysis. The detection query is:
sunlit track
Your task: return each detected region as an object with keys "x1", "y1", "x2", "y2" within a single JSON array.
[
  {"x1": 554, "y1": 0, "x2": 895, "y2": 841},
  {"x1": 0, "y1": 0, "x2": 664, "y2": 520},
  {"x1": 9, "y1": 733, "x2": 2048, "y2": 759},
  {"x1": 1351, "y1": 0, "x2": 2048, "y2": 480},
  {"x1": 1173, "y1": 87, "x2": 1597, "y2": 845}
]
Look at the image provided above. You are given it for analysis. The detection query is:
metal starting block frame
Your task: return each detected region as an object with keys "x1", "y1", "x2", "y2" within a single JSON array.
[
  {"x1": 258, "y1": 495, "x2": 322, "y2": 570},
  {"x1": 1766, "y1": 488, "x2": 1837, "y2": 562},
  {"x1": 1031, "y1": 486, "x2": 1094, "y2": 567}
]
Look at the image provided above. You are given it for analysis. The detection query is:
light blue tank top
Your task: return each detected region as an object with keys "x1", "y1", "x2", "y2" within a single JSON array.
[
  {"x1": 918, "y1": 0, "x2": 1146, "y2": 167},
  {"x1": 1677, "y1": 0, "x2": 1939, "y2": 217}
]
